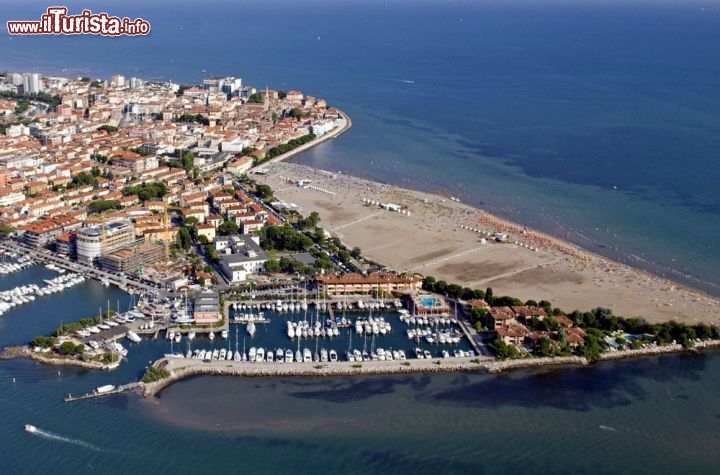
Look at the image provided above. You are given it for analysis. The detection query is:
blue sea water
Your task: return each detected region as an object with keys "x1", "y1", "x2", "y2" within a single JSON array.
[
  {"x1": 2, "y1": 1, "x2": 720, "y2": 471},
  {"x1": 3, "y1": 0, "x2": 720, "y2": 295}
]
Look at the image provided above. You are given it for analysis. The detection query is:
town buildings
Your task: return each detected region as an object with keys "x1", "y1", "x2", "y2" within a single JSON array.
[
  {"x1": 216, "y1": 235, "x2": 268, "y2": 283},
  {"x1": 193, "y1": 291, "x2": 221, "y2": 324},
  {"x1": 316, "y1": 272, "x2": 423, "y2": 296},
  {"x1": 76, "y1": 219, "x2": 135, "y2": 264},
  {"x1": 0, "y1": 70, "x2": 340, "y2": 285}
]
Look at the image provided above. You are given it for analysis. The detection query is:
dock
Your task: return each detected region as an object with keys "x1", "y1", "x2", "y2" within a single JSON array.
[{"x1": 64, "y1": 382, "x2": 143, "y2": 402}]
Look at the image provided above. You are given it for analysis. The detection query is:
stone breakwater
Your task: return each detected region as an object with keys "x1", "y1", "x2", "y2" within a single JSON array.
[
  {"x1": 483, "y1": 356, "x2": 588, "y2": 373},
  {"x1": 141, "y1": 340, "x2": 720, "y2": 398},
  {"x1": 142, "y1": 357, "x2": 492, "y2": 397},
  {"x1": 143, "y1": 355, "x2": 589, "y2": 397},
  {"x1": 1, "y1": 346, "x2": 120, "y2": 370},
  {"x1": 598, "y1": 339, "x2": 720, "y2": 361}
]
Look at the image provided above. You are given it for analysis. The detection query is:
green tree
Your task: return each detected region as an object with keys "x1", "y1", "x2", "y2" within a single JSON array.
[
  {"x1": 124, "y1": 182, "x2": 167, "y2": 201},
  {"x1": 0, "y1": 223, "x2": 14, "y2": 237},
  {"x1": 255, "y1": 184, "x2": 273, "y2": 200},
  {"x1": 485, "y1": 287, "x2": 494, "y2": 305},
  {"x1": 489, "y1": 339, "x2": 519, "y2": 359},
  {"x1": 59, "y1": 341, "x2": 83, "y2": 355},
  {"x1": 260, "y1": 225, "x2": 312, "y2": 251},
  {"x1": 177, "y1": 227, "x2": 192, "y2": 249},
  {"x1": 89, "y1": 199, "x2": 119, "y2": 213},
  {"x1": 68, "y1": 172, "x2": 98, "y2": 189},
  {"x1": 218, "y1": 221, "x2": 239, "y2": 236},
  {"x1": 247, "y1": 93, "x2": 264, "y2": 103},
  {"x1": 264, "y1": 259, "x2": 281, "y2": 273}
]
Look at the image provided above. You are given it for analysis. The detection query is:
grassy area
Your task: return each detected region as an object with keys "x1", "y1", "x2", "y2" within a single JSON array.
[{"x1": 142, "y1": 366, "x2": 170, "y2": 383}]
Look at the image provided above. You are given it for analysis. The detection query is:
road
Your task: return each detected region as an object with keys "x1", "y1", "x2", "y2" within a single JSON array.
[{"x1": 0, "y1": 239, "x2": 168, "y2": 297}]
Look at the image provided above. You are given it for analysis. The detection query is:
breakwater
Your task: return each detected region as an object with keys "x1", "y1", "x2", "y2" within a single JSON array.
[
  {"x1": 1, "y1": 346, "x2": 120, "y2": 370},
  {"x1": 142, "y1": 339, "x2": 720, "y2": 398}
]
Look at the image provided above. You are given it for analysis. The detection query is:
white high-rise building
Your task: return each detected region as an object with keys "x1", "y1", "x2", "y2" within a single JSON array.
[
  {"x1": 23, "y1": 73, "x2": 42, "y2": 94},
  {"x1": 11, "y1": 73, "x2": 24, "y2": 86},
  {"x1": 111, "y1": 75, "x2": 126, "y2": 87}
]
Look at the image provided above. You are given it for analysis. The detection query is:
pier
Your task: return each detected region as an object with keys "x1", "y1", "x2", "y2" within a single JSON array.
[{"x1": 64, "y1": 382, "x2": 144, "y2": 402}]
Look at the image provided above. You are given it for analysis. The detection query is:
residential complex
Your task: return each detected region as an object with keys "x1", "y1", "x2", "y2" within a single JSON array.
[{"x1": 0, "y1": 70, "x2": 341, "y2": 284}]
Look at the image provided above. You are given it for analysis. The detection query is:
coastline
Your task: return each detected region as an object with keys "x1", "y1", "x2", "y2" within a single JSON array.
[
  {"x1": 141, "y1": 340, "x2": 720, "y2": 398},
  {"x1": 1, "y1": 346, "x2": 121, "y2": 371},
  {"x1": 255, "y1": 110, "x2": 352, "y2": 169},
  {"x1": 253, "y1": 162, "x2": 720, "y2": 325}
]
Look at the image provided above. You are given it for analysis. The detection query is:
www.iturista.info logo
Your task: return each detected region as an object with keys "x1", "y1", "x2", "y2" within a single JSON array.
[{"x1": 6, "y1": 6, "x2": 151, "y2": 36}]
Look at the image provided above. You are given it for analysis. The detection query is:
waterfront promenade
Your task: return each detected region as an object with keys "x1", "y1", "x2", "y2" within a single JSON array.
[
  {"x1": 0, "y1": 239, "x2": 166, "y2": 296},
  {"x1": 255, "y1": 111, "x2": 352, "y2": 171}
]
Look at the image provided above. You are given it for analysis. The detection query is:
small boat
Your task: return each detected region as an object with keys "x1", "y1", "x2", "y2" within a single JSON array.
[
  {"x1": 256, "y1": 347, "x2": 265, "y2": 362},
  {"x1": 126, "y1": 331, "x2": 142, "y2": 343},
  {"x1": 188, "y1": 331, "x2": 196, "y2": 341},
  {"x1": 247, "y1": 322, "x2": 256, "y2": 337},
  {"x1": 285, "y1": 349, "x2": 294, "y2": 362},
  {"x1": 25, "y1": 424, "x2": 37, "y2": 433},
  {"x1": 208, "y1": 331, "x2": 215, "y2": 341},
  {"x1": 329, "y1": 350, "x2": 338, "y2": 362},
  {"x1": 221, "y1": 330, "x2": 228, "y2": 339}
]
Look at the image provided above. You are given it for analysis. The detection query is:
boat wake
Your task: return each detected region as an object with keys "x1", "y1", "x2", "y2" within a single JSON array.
[
  {"x1": 598, "y1": 425, "x2": 617, "y2": 432},
  {"x1": 27, "y1": 426, "x2": 104, "y2": 452},
  {"x1": 378, "y1": 77, "x2": 416, "y2": 84}
]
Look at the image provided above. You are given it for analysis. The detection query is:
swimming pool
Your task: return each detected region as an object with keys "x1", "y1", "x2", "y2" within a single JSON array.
[{"x1": 420, "y1": 297, "x2": 438, "y2": 307}]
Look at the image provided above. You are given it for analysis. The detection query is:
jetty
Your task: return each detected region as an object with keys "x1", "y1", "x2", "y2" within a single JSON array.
[{"x1": 64, "y1": 382, "x2": 143, "y2": 402}]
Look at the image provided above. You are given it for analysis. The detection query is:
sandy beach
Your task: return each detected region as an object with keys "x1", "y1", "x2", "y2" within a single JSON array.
[{"x1": 255, "y1": 162, "x2": 720, "y2": 325}]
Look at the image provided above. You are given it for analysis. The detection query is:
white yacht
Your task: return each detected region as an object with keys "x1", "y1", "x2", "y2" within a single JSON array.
[{"x1": 125, "y1": 331, "x2": 141, "y2": 343}]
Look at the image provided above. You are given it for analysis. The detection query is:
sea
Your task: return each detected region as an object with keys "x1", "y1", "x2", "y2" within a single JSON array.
[{"x1": 2, "y1": 0, "x2": 720, "y2": 472}]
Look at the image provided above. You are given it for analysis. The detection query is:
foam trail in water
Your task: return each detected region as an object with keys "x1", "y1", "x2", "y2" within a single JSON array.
[
  {"x1": 29, "y1": 427, "x2": 103, "y2": 452},
  {"x1": 598, "y1": 425, "x2": 617, "y2": 432}
]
